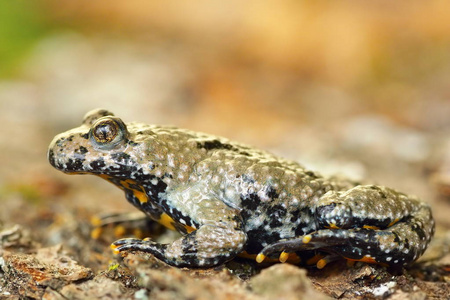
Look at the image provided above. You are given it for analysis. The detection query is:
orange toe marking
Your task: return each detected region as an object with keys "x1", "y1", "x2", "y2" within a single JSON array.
[
  {"x1": 388, "y1": 218, "x2": 399, "y2": 227},
  {"x1": 325, "y1": 223, "x2": 340, "y2": 229},
  {"x1": 279, "y1": 251, "x2": 289, "y2": 263},
  {"x1": 316, "y1": 258, "x2": 328, "y2": 269},
  {"x1": 362, "y1": 225, "x2": 380, "y2": 230},
  {"x1": 302, "y1": 235, "x2": 312, "y2": 243},
  {"x1": 345, "y1": 255, "x2": 389, "y2": 267},
  {"x1": 90, "y1": 227, "x2": 103, "y2": 239},
  {"x1": 256, "y1": 253, "x2": 266, "y2": 263},
  {"x1": 110, "y1": 244, "x2": 120, "y2": 254}
]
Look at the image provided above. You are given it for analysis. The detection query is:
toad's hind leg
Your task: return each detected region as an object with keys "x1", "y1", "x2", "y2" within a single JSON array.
[
  {"x1": 258, "y1": 228, "x2": 395, "y2": 268},
  {"x1": 258, "y1": 186, "x2": 435, "y2": 268}
]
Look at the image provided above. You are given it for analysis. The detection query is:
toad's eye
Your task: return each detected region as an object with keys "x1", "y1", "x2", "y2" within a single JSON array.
[{"x1": 90, "y1": 117, "x2": 128, "y2": 149}]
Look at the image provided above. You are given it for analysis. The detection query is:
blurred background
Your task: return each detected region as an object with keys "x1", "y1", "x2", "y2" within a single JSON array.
[{"x1": 1, "y1": 1, "x2": 450, "y2": 231}]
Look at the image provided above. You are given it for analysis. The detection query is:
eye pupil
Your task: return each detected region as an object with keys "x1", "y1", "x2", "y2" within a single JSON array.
[
  {"x1": 90, "y1": 117, "x2": 128, "y2": 148},
  {"x1": 93, "y1": 121, "x2": 118, "y2": 143}
]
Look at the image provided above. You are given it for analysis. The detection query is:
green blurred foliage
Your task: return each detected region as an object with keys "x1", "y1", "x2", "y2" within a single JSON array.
[{"x1": 0, "y1": 2, "x2": 52, "y2": 77}]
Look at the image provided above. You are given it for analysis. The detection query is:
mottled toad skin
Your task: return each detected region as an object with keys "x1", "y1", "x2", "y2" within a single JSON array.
[{"x1": 48, "y1": 109, "x2": 435, "y2": 268}]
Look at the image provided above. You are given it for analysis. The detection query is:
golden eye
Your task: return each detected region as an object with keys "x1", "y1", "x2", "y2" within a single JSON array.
[
  {"x1": 90, "y1": 117, "x2": 128, "y2": 148},
  {"x1": 93, "y1": 120, "x2": 118, "y2": 143}
]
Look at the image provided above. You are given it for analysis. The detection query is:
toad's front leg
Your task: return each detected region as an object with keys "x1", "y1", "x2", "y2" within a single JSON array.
[
  {"x1": 112, "y1": 222, "x2": 246, "y2": 267},
  {"x1": 112, "y1": 194, "x2": 247, "y2": 267}
]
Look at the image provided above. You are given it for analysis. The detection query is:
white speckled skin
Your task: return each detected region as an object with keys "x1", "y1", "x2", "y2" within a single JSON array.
[{"x1": 48, "y1": 109, "x2": 434, "y2": 268}]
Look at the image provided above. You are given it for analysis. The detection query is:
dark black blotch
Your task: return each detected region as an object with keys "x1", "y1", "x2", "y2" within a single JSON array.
[
  {"x1": 240, "y1": 193, "x2": 260, "y2": 216},
  {"x1": 90, "y1": 159, "x2": 106, "y2": 170},
  {"x1": 67, "y1": 158, "x2": 84, "y2": 170},
  {"x1": 181, "y1": 231, "x2": 198, "y2": 253},
  {"x1": 78, "y1": 146, "x2": 88, "y2": 154},
  {"x1": 197, "y1": 139, "x2": 251, "y2": 156},
  {"x1": 149, "y1": 175, "x2": 169, "y2": 196},
  {"x1": 127, "y1": 140, "x2": 139, "y2": 146},
  {"x1": 55, "y1": 138, "x2": 66, "y2": 147},
  {"x1": 111, "y1": 152, "x2": 131, "y2": 163},
  {"x1": 410, "y1": 222, "x2": 427, "y2": 241},
  {"x1": 197, "y1": 140, "x2": 234, "y2": 151},
  {"x1": 245, "y1": 229, "x2": 281, "y2": 254},
  {"x1": 305, "y1": 171, "x2": 318, "y2": 178},
  {"x1": 351, "y1": 216, "x2": 406, "y2": 230},
  {"x1": 266, "y1": 186, "x2": 279, "y2": 199},
  {"x1": 268, "y1": 204, "x2": 286, "y2": 228}
]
